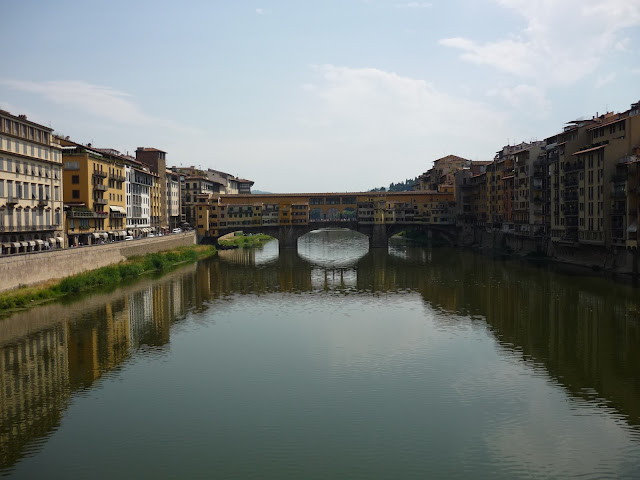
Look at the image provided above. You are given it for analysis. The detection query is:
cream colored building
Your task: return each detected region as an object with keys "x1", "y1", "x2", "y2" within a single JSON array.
[{"x1": 0, "y1": 110, "x2": 65, "y2": 253}]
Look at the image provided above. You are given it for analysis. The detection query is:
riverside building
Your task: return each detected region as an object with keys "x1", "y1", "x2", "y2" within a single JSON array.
[
  {"x1": 0, "y1": 110, "x2": 65, "y2": 253},
  {"x1": 60, "y1": 139, "x2": 127, "y2": 246}
]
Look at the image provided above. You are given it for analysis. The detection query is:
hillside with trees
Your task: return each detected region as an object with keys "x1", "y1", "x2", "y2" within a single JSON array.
[{"x1": 369, "y1": 177, "x2": 418, "y2": 192}]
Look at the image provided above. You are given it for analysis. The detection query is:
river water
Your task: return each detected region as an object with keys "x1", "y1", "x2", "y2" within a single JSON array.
[{"x1": 1, "y1": 229, "x2": 640, "y2": 479}]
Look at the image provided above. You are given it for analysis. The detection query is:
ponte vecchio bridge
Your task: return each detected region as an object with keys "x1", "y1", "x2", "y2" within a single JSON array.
[{"x1": 196, "y1": 190, "x2": 457, "y2": 249}]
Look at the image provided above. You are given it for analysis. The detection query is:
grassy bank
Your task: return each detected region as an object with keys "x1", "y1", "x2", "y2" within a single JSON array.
[
  {"x1": 218, "y1": 233, "x2": 273, "y2": 248},
  {"x1": 0, "y1": 245, "x2": 217, "y2": 315}
]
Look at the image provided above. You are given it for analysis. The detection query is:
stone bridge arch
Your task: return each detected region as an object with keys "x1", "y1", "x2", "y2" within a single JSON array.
[{"x1": 215, "y1": 222, "x2": 458, "y2": 250}]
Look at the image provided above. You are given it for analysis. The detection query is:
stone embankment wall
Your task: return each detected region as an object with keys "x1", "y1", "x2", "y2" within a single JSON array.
[
  {"x1": 460, "y1": 226, "x2": 638, "y2": 276},
  {"x1": 0, "y1": 232, "x2": 196, "y2": 292}
]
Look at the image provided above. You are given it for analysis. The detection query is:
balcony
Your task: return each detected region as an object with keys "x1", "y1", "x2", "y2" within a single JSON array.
[
  {"x1": 612, "y1": 190, "x2": 627, "y2": 199},
  {"x1": 564, "y1": 162, "x2": 584, "y2": 173},
  {"x1": 94, "y1": 197, "x2": 108, "y2": 205},
  {"x1": 612, "y1": 174, "x2": 627, "y2": 183},
  {"x1": 109, "y1": 173, "x2": 125, "y2": 182},
  {"x1": 0, "y1": 224, "x2": 55, "y2": 232},
  {"x1": 37, "y1": 196, "x2": 49, "y2": 207},
  {"x1": 565, "y1": 178, "x2": 578, "y2": 187},
  {"x1": 93, "y1": 183, "x2": 107, "y2": 191},
  {"x1": 6, "y1": 195, "x2": 18, "y2": 206},
  {"x1": 564, "y1": 192, "x2": 579, "y2": 201},
  {"x1": 93, "y1": 170, "x2": 108, "y2": 178},
  {"x1": 612, "y1": 206, "x2": 626, "y2": 215}
]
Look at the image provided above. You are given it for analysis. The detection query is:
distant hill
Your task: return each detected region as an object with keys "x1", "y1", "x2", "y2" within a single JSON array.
[
  {"x1": 251, "y1": 190, "x2": 272, "y2": 194},
  {"x1": 369, "y1": 177, "x2": 418, "y2": 192}
]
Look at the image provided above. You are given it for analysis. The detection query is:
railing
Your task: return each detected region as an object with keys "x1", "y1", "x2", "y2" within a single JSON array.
[
  {"x1": 564, "y1": 162, "x2": 584, "y2": 173},
  {"x1": 92, "y1": 170, "x2": 108, "y2": 178},
  {"x1": 564, "y1": 192, "x2": 579, "y2": 201},
  {"x1": 94, "y1": 183, "x2": 107, "y2": 191},
  {"x1": 109, "y1": 173, "x2": 125, "y2": 182},
  {"x1": 612, "y1": 206, "x2": 627, "y2": 215},
  {"x1": 565, "y1": 178, "x2": 578, "y2": 187},
  {"x1": 611, "y1": 174, "x2": 627, "y2": 183},
  {"x1": 94, "y1": 197, "x2": 108, "y2": 204},
  {"x1": 67, "y1": 210, "x2": 107, "y2": 218},
  {"x1": 38, "y1": 196, "x2": 49, "y2": 206}
]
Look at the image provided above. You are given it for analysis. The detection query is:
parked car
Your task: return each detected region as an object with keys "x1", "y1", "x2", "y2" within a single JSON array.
[
  {"x1": 148, "y1": 233, "x2": 155, "y2": 237},
  {"x1": 124, "y1": 235, "x2": 134, "y2": 241},
  {"x1": 172, "y1": 228, "x2": 182, "y2": 234}
]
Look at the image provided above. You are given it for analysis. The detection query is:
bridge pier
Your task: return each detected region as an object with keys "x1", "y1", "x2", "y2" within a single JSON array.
[
  {"x1": 369, "y1": 224, "x2": 389, "y2": 249},
  {"x1": 277, "y1": 225, "x2": 309, "y2": 249}
]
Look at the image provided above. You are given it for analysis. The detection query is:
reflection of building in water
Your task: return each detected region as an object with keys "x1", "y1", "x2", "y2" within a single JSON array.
[
  {"x1": 67, "y1": 298, "x2": 131, "y2": 389},
  {"x1": 0, "y1": 264, "x2": 197, "y2": 473},
  {"x1": 129, "y1": 286, "x2": 154, "y2": 349},
  {"x1": 0, "y1": 325, "x2": 70, "y2": 469}
]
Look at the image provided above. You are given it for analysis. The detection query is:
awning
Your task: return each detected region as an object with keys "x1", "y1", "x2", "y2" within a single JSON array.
[
  {"x1": 127, "y1": 230, "x2": 134, "y2": 235},
  {"x1": 109, "y1": 205, "x2": 126, "y2": 214},
  {"x1": 628, "y1": 222, "x2": 638, "y2": 233},
  {"x1": 20, "y1": 242, "x2": 28, "y2": 248},
  {"x1": 92, "y1": 233, "x2": 101, "y2": 239},
  {"x1": 108, "y1": 231, "x2": 115, "y2": 235},
  {"x1": 119, "y1": 231, "x2": 126, "y2": 236},
  {"x1": 572, "y1": 144, "x2": 606, "y2": 156},
  {"x1": 12, "y1": 242, "x2": 20, "y2": 248},
  {"x1": 35, "y1": 239, "x2": 44, "y2": 245},
  {"x1": 101, "y1": 232, "x2": 108, "y2": 239},
  {"x1": 3, "y1": 243, "x2": 12, "y2": 249},
  {"x1": 56, "y1": 237, "x2": 64, "y2": 245},
  {"x1": 28, "y1": 241, "x2": 36, "y2": 247}
]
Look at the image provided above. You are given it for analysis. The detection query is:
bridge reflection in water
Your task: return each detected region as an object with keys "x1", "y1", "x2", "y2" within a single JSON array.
[{"x1": 1, "y1": 234, "x2": 639, "y2": 475}]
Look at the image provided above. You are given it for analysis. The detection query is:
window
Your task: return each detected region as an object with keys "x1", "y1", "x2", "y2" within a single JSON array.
[
  {"x1": 72, "y1": 175, "x2": 79, "y2": 184},
  {"x1": 72, "y1": 189, "x2": 80, "y2": 199}
]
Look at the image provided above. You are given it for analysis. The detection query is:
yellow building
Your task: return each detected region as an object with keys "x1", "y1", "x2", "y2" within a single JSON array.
[{"x1": 60, "y1": 139, "x2": 127, "y2": 245}]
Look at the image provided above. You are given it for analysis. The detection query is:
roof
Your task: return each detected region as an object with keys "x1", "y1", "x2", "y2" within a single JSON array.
[
  {"x1": 136, "y1": 147, "x2": 166, "y2": 153},
  {"x1": 471, "y1": 161, "x2": 493, "y2": 166},
  {"x1": 587, "y1": 116, "x2": 626, "y2": 131},
  {"x1": 217, "y1": 190, "x2": 447, "y2": 198},
  {"x1": 0, "y1": 109, "x2": 54, "y2": 132},
  {"x1": 572, "y1": 144, "x2": 606, "y2": 156}
]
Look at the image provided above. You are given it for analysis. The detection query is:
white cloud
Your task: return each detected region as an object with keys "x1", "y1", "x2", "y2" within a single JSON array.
[
  {"x1": 487, "y1": 84, "x2": 551, "y2": 118},
  {"x1": 632, "y1": 68, "x2": 640, "y2": 75},
  {"x1": 0, "y1": 79, "x2": 197, "y2": 135},
  {"x1": 440, "y1": 0, "x2": 640, "y2": 87},
  {"x1": 595, "y1": 72, "x2": 616, "y2": 88},
  {"x1": 306, "y1": 64, "x2": 506, "y2": 139},
  {"x1": 255, "y1": 8, "x2": 268, "y2": 15}
]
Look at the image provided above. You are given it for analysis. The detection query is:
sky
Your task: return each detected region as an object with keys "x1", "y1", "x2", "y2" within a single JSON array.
[{"x1": 1, "y1": 0, "x2": 639, "y2": 193}]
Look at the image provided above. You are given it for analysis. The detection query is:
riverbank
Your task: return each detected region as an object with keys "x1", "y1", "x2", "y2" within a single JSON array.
[
  {"x1": 0, "y1": 244, "x2": 217, "y2": 316},
  {"x1": 218, "y1": 233, "x2": 274, "y2": 248}
]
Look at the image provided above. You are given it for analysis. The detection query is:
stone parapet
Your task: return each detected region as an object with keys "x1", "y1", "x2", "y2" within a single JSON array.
[{"x1": 0, "y1": 232, "x2": 196, "y2": 292}]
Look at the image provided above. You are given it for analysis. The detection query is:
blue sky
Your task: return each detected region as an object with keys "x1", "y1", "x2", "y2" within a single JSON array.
[{"x1": 2, "y1": 0, "x2": 639, "y2": 192}]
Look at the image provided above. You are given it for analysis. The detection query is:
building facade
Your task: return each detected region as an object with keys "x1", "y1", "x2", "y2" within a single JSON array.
[
  {"x1": 0, "y1": 110, "x2": 65, "y2": 253},
  {"x1": 60, "y1": 139, "x2": 127, "y2": 246},
  {"x1": 136, "y1": 147, "x2": 167, "y2": 231}
]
